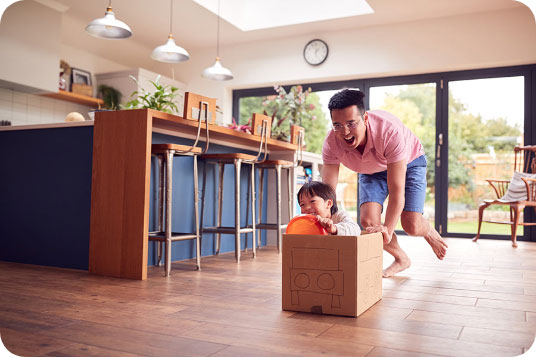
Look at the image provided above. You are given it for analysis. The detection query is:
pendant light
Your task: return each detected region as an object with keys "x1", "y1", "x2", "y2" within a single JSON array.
[
  {"x1": 85, "y1": 0, "x2": 132, "y2": 39},
  {"x1": 202, "y1": 0, "x2": 233, "y2": 81},
  {"x1": 151, "y1": 0, "x2": 189, "y2": 63}
]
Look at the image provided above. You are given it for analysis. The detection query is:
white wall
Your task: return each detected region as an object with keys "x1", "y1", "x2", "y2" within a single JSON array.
[
  {"x1": 175, "y1": 7, "x2": 536, "y2": 125},
  {"x1": 0, "y1": 1, "x2": 61, "y2": 92}
]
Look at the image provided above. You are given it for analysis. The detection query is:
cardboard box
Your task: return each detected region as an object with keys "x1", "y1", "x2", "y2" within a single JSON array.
[{"x1": 282, "y1": 232, "x2": 383, "y2": 317}]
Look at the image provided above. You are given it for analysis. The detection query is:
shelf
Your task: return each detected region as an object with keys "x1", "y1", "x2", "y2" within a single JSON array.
[{"x1": 41, "y1": 90, "x2": 104, "y2": 108}]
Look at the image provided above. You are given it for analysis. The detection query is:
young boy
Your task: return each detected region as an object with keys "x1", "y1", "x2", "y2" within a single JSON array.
[{"x1": 297, "y1": 181, "x2": 361, "y2": 236}]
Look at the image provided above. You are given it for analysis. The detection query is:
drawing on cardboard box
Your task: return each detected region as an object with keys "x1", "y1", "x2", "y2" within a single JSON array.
[{"x1": 290, "y1": 247, "x2": 344, "y2": 311}]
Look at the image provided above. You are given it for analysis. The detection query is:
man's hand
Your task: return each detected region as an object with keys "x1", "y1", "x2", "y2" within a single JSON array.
[
  {"x1": 365, "y1": 225, "x2": 392, "y2": 244},
  {"x1": 316, "y1": 215, "x2": 337, "y2": 235}
]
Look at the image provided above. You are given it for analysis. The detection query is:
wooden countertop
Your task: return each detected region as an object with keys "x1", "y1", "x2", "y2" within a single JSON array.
[
  {"x1": 125, "y1": 109, "x2": 298, "y2": 152},
  {"x1": 0, "y1": 109, "x2": 299, "y2": 152}
]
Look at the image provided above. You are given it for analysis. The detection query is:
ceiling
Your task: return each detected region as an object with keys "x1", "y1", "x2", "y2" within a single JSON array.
[{"x1": 41, "y1": 0, "x2": 524, "y2": 69}]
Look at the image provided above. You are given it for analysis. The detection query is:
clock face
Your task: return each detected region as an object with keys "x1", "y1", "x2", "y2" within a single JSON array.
[{"x1": 303, "y1": 39, "x2": 328, "y2": 66}]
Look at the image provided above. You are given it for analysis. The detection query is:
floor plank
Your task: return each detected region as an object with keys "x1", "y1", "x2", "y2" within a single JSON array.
[
  {"x1": 179, "y1": 322, "x2": 374, "y2": 356},
  {"x1": 458, "y1": 326, "x2": 535, "y2": 349},
  {"x1": 406, "y1": 310, "x2": 536, "y2": 335},
  {"x1": 39, "y1": 321, "x2": 227, "y2": 357},
  {"x1": 319, "y1": 325, "x2": 522, "y2": 357}
]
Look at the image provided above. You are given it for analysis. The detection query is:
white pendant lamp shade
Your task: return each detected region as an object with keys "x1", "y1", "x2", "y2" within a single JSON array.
[
  {"x1": 151, "y1": 0, "x2": 189, "y2": 63},
  {"x1": 202, "y1": 57, "x2": 233, "y2": 81},
  {"x1": 86, "y1": 6, "x2": 132, "y2": 39},
  {"x1": 151, "y1": 35, "x2": 190, "y2": 63},
  {"x1": 203, "y1": 0, "x2": 233, "y2": 81}
]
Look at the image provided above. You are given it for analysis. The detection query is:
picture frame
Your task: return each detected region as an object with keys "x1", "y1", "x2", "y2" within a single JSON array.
[{"x1": 71, "y1": 68, "x2": 92, "y2": 87}]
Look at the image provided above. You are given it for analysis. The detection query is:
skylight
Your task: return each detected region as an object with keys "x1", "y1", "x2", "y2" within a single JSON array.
[{"x1": 192, "y1": 0, "x2": 374, "y2": 31}]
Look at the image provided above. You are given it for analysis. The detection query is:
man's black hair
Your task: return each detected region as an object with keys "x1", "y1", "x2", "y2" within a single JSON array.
[
  {"x1": 328, "y1": 89, "x2": 366, "y2": 115},
  {"x1": 297, "y1": 181, "x2": 338, "y2": 215}
]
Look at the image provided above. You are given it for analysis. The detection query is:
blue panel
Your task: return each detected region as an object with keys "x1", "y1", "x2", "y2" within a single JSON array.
[{"x1": 0, "y1": 127, "x2": 93, "y2": 270}]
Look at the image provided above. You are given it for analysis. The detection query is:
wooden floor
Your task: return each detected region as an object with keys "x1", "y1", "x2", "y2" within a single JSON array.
[{"x1": 1, "y1": 235, "x2": 536, "y2": 357}]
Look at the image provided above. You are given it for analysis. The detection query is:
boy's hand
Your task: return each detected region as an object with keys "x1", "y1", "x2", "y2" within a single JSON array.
[
  {"x1": 365, "y1": 225, "x2": 392, "y2": 244},
  {"x1": 316, "y1": 215, "x2": 337, "y2": 235}
]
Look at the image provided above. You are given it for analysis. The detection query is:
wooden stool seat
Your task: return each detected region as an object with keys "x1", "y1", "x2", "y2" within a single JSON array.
[
  {"x1": 200, "y1": 153, "x2": 257, "y2": 162},
  {"x1": 256, "y1": 159, "x2": 293, "y2": 167},
  {"x1": 152, "y1": 144, "x2": 202, "y2": 154}
]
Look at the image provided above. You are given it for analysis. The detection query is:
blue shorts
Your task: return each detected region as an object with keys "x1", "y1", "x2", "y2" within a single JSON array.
[{"x1": 358, "y1": 155, "x2": 428, "y2": 213}]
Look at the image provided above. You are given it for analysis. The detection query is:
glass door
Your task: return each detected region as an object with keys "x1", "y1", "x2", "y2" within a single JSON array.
[
  {"x1": 369, "y1": 83, "x2": 437, "y2": 230},
  {"x1": 445, "y1": 76, "x2": 525, "y2": 236}
]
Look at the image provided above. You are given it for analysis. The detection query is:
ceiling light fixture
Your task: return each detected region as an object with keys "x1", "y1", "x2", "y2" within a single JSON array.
[
  {"x1": 151, "y1": 0, "x2": 189, "y2": 63},
  {"x1": 85, "y1": 0, "x2": 132, "y2": 39},
  {"x1": 202, "y1": 0, "x2": 233, "y2": 81}
]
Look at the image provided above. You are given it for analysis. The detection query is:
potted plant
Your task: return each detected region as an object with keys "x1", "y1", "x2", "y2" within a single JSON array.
[
  {"x1": 97, "y1": 85, "x2": 122, "y2": 110},
  {"x1": 262, "y1": 85, "x2": 315, "y2": 142},
  {"x1": 123, "y1": 75, "x2": 181, "y2": 114}
]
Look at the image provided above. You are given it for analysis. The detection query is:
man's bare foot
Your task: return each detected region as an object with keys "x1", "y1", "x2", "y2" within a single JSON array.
[
  {"x1": 383, "y1": 257, "x2": 411, "y2": 278},
  {"x1": 424, "y1": 228, "x2": 448, "y2": 260}
]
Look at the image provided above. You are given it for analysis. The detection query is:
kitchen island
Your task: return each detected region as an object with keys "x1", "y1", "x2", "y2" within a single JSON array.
[{"x1": 0, "y1": 109, "x2": 299, "y2": 280}]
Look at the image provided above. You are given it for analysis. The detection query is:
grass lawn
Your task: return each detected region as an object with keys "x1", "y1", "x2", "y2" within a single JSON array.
[
  {"x1": 447, "y1": 221, "x2": 522, "y2": 235},
  {"x1": 392, "y1": 220, "x2": 522, "y2": 236}
]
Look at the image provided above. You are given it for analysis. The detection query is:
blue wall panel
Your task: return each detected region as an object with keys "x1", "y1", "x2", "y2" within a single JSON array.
[{"x1": 0, "y1": 127, "x2": 93, "y2": 270}]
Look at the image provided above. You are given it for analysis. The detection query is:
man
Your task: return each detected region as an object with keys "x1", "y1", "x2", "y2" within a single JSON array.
[{"x1": 322, "y1": 89, "x2": 448, "y2": 277}]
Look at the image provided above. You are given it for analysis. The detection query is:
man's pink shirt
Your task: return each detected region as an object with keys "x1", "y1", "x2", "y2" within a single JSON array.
[{"x1": 322, "y1": 110, "x2": 425, "y2": 174}]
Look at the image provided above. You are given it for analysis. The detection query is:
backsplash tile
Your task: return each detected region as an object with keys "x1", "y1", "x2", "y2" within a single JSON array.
[{"x1": 0, "y1": 88, "x2": 91, "y2": 126}]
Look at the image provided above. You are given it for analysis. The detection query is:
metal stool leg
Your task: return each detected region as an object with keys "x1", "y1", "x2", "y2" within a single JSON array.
[
  {"x1": 245, "y1": 166, "x2": 251, "y2": 252},
  {"x1": 250, "y1": 163, "x2": 256, "y2": 258},
  {"x1": 216, "y1": 163, "x2": 224, "y2": 255},
  {"x1": 156, "y1": 155, "x2": 165, "y2": 266},
  {"x1": 193, "y1": 155, "x2": 201, "y2": 270},
  {"x1": 164, "y1": 151, "x2": 174, "y2": 277},
  {"x1": 257, "y1": 168, "x2": 264, "y2": 248},
  {"x1": 200, "y1": 160, "x2": 207, "y2": 250},
  {"x1": 234, "y1": 159, "x2": 242, "y2": 263},
  {"x1": 276, "y1": 165, "x2": 282, "y2": 254}
]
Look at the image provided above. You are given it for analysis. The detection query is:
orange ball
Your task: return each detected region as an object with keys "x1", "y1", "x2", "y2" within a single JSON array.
[{"x1": 286, "y1": 214, "x2": 328, "y2": 235}]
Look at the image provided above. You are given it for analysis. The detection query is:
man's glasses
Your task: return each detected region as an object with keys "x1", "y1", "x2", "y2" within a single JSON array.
[{"x1": 332, "y1": 120, "x2": 360, "y2": 132}]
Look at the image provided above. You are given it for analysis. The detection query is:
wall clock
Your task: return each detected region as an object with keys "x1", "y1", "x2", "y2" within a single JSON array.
[{"x1": 303, "y1": 39, "x2": 329, "y2": 66}]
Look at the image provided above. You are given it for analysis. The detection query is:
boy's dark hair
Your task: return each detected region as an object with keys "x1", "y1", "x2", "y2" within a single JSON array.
[
  {"x1": 328, "y1": 89, "x2": 366, "y2": 115},
  {"x1": 297, "y1": 181, "x2": 338, "y2": 215}
]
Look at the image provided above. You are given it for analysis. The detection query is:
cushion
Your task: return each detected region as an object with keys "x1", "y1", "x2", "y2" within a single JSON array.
[{"x1": 500, "y1": 171, "x2": 536, "y2": 202}]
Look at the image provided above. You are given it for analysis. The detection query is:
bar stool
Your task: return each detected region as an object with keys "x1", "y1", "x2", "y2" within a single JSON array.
[
  {"x1": 149, "y1": 98, "x2": 210, "y2": 276},
  {"x1": 199, "y1": 115, "x2": 269, "y2": 263},
  {"x1": 251, "y1": 124, "x2": 304, "y2": 253}
]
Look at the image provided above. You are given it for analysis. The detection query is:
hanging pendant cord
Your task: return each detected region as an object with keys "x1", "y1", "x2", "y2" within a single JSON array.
[
  {"x1": 170, "y1": 0, "x2": 173, "y2": 35},
  {"x1": 216, "y1": 0, "x2": 221, "y2": 57}
]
